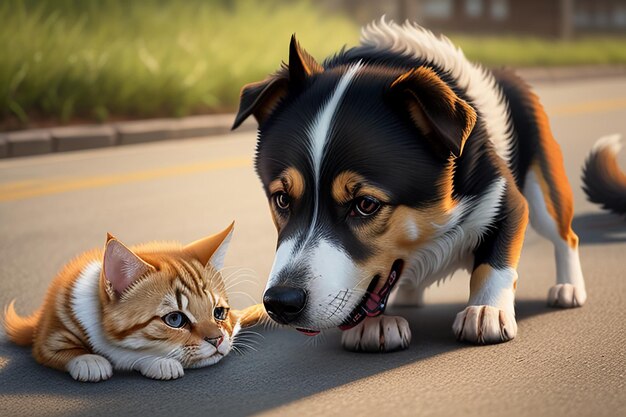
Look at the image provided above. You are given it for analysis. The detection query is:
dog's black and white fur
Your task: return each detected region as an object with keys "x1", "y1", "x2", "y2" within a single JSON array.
[{"x1": 233, "y1": 19, "x2": 587, "y2": 352}]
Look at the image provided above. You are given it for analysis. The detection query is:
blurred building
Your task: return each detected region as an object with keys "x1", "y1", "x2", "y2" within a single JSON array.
[{"x1": 329, "y1": 0, "x2": 626, "y2": 38}]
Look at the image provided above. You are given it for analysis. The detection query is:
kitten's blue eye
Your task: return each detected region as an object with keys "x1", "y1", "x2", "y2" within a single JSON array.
[{"x1": 163, "y1": 311, "x2": 188, "y2": 328}]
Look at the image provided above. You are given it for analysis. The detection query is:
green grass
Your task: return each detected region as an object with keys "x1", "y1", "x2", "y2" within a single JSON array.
[
  {"x1": 1, "y1": 0, "x2": 625, "y2": 129},
  {"x1": 454, "y1": 35, "x2": 626, "y2": 67},
  {"x1": 0, "y1": 0, "x2": 358, "y2": 128}
]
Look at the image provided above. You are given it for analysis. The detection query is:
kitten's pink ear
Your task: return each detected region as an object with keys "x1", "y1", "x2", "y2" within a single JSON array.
[
  {"x1": 103, "y1": 234, "x2": 154, "y2": 295},
  {"x1": 184, "y1": 222, "x2": 234, "y2": 270}
]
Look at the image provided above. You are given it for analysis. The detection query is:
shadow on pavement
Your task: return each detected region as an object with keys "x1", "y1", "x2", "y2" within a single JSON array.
[
  {"x1": 0, "y1": 299, "x2": 555, "y2": 417},
  {"x1": 573, "y1": 212, "x2": 626, "y2": 245}
]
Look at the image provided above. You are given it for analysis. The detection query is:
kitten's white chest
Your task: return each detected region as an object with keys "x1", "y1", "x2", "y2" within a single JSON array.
[{"x1": 71, "y1": 261, "x2": 148, "y2": 370}]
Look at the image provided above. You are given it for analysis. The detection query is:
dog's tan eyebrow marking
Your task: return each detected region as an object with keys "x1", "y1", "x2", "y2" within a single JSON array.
[
  {"x1": 269, "y1": 167, "x2": 305, "y2": 199},
  {"x1": 332, "y1": 171, "x2": 390, "y2": 204}
]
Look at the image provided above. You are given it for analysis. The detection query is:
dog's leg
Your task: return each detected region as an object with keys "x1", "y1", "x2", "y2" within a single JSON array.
[
  {"x1": 493, "y1": 69, "x2": 586, "y2": 308},
  {"x1": 524, "y1": 166, "x2": 586, "y2": 308},
  {"x1": 341, "y1": 315, "x2": 411, "y2": 352},
  {"x1": 519, "y1": 99, "x2": 586, "y2": 308},
  {"x1": 453, "y1": 184, "x2": 528, "y2": 344}
]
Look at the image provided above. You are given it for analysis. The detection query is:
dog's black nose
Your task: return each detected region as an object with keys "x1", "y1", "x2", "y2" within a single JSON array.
[{"x1": 263, "y1": 286, "x2": 307, "y2": 324}]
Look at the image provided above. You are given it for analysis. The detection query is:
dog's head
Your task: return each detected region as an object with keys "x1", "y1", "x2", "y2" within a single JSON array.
[{"x1": 233, "y1": 37, "x2": 476, "y2": 332}]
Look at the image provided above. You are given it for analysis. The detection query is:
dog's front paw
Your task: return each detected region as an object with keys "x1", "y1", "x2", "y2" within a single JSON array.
[
  {"x1": 137, "y1": 358, "x2": 184, "y2": 380},
  {"x1": 547, "y1": 284, "x2": 586, "y2": 308},
  {"x1": 67, "y1": 354, "x2": 113, "y2": 382},
  {"x1": 341, "y1": 315, "x2": 411, "y2": 352},
  {"x1": 453, "y1": 305, "x2": 517, "y2": 344}
]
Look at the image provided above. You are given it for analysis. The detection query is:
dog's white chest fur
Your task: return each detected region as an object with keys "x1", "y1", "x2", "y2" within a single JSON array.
[{"x1": 403, "y1": 177, "x2": 507, "y2": 289}]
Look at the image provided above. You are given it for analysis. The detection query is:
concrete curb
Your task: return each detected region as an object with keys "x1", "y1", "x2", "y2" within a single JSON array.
[
  {"x1": 51, "y1": 125, "x2": 117, "y2": 152},
  {"x1": 3, "y1": 129, "x2": 53, "y2": 157},
  {"x1": 1, "y1": 66, "x2": 624, "y2": 159},
  {"x1": 0, "y1": 114, "x2": 254, "y2": 159}
]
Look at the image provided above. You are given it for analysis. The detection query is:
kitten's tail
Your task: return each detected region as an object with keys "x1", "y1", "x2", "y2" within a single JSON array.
[{"x1": 3, "y1": 300, "x2": 40, "y2": 346}]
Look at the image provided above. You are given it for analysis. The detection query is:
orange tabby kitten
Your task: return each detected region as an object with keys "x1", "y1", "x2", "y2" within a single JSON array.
[{"x1": 3, "y1": 222, "x2": 265, "y2": 382}]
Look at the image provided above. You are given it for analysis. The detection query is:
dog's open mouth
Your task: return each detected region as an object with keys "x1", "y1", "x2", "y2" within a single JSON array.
[
  {"x1": 295, "y1": 260, "x2": 404, "y2": 336},
  {"x1": 339, "y1": 259, "x2": 404, "y2": 331}
]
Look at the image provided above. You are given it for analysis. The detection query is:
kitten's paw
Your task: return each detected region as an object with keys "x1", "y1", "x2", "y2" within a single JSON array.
[
  {"x1": 341, "y1": 315, "x2": 411, "y2": 352},
  {"x1": 453, "y1": 305, "x2": 517, "y2": 344},
  {"x1": 67, "y1": 354, "x2": 113, "y2": 382},
  {"x1": 139, "y1": 358, "x2": 184, "y2": 380},
  {"x1": 547, "y1": 284, "x2": 586, "y2": 308}
]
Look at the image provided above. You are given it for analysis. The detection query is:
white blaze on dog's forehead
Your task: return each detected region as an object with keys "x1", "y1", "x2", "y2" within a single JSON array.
[
  {"x1": 305, "y1": 61, "x2": 364, "y2": 183},
  {"x1": 298, "y1": 61, "x2": 364, "y2": 252},
  {"x1": 265, "y1": 238, "x2": 296, "y2": 288}
]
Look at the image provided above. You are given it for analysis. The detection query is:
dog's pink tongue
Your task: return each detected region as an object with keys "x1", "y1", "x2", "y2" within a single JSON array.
[{"x1": 296, "y1": 328, "x2": 320, "y2": 336}]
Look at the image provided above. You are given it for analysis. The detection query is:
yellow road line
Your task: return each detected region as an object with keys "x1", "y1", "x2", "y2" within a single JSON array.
[
  {"x1": 0, "y1": 157, "x2": 251, "y2": 202},
  {"x1": 550, "y1": 98, "x2": 626, "y2": 116}
]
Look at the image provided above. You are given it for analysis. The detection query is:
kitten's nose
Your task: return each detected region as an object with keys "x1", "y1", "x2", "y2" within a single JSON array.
[
  {"x1": 263, "y1": 286, "x2": 307, "y2": 324},
  {"x1": 204, "y1": 335, "x2": 223, "y2": 348}
]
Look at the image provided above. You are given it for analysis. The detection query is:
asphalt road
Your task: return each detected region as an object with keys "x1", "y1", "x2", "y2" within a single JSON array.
[{"x1": 1, "y1": 76, "x2": 625, "y2": 417}]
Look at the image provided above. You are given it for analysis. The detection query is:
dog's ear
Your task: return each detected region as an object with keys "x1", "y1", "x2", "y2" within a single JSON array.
[
  {"x1": 232, "y1": 35, "x2": 323, "y2": 130},
  {"x1": 231, "y1": 76, "x2": 288, "y2": 130},
  {"x1": 287, "y1": 34, "x2": 323, "y2": 87},
  {"x1": 390, "y1": 67, "x2": 477, "y2": 158}
]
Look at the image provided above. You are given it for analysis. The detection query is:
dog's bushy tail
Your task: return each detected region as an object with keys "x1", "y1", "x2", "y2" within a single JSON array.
[
  {"x1": 3, "y1": 300, "x2": 40, "y2": 346},
  {"x1": 582, "y1": 134, "x2": 626, "y2": 216}
]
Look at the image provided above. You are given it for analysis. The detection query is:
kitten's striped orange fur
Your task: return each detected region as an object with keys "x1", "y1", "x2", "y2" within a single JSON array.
[{"x1": 3, "y1": 222, "x2": 266, "y2": 382}]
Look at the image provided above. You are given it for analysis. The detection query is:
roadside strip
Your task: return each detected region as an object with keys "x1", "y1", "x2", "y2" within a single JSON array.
[{"x1": 0, "y1": 95, "x2": 625, "y2": 203}]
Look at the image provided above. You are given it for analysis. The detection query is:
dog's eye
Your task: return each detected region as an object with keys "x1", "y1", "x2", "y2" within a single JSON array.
[
  {"x1": 162, "y1": 311, "x2": 189, "y2": 328},
  {"x1": 213, "y1": 306, "x2": 229, "y2": 321},
  {"x1": 351, "y1": 196, "x2": 382, "y2": 217},
  {"x1": 274, "y1": 192, "x2": 291, "y2": 211}
]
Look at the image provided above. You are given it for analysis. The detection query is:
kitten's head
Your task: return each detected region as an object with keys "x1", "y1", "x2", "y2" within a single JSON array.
[{"x1": 98, "y1": 222, "x2": 263, "y2": 368}]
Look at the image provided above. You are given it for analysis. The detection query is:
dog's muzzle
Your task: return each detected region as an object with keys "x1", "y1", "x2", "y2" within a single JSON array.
[
  {"x1": 263, "y1": 286, "x2": 307, "y2": 325},
  {"x1": 263, "y1": 260, "x2": 404, "y2": 336}
]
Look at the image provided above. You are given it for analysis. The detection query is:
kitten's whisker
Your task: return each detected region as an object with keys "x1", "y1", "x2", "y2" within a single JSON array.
[
  {"x1": 224, "y1": 279, "x2": 259, "y2": 291},
  {"x1": 234, "y1": 335, "x2": 263, "y2": 344},
  {"x1": 237, "y1": 339, "x2": 262, "y2": 348},
  {"x1": 230, "y1": 344, "x2": 247, "y2": 356},
  {"x1": 234, "y1": 342, "x2": 258, "y2": 352},
  {"x1": 225, "y1": 278, "x2": 260, "y2": 289},
  {"x1": 220, "y1": 266, "x2": 257, "y2": 272},
  {"x1": 222, "y1": 268, "x2": 259, "y2": 281},
  {"x1": 236, "y1": 330, "x2": 264, "y2": 339},
  {"x1": 228, "y1": 291, "x2": 259, "y2": 304}
]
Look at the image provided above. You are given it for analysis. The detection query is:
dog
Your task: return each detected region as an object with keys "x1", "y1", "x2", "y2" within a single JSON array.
[{"x1": 232, "y1": 18, "x2": 587, "y2": 352}]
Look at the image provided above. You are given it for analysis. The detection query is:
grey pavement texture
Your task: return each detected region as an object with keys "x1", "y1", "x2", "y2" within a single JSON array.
[{"x1": 0, "y1": 77, "x2": 625, "y2": 417}]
